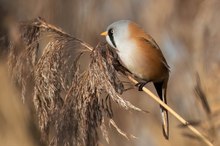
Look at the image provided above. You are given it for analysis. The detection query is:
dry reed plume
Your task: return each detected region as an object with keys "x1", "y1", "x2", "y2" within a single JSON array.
[
  {"x1": 8, "y1": 18, "x2": 144, "y2": 146},
  {"x1": 6, "y1": 17, "x2": 215, "y2": 146},
  {"x1": 1, "y1": 0, "x2": 220, "y2": 146}
]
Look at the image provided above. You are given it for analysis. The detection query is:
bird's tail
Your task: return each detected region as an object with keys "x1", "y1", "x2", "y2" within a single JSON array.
[
  {"x1": 154, "y1": 80, "x2": 169, "y2": 139},
  {"x1": 160, "y1": 103, "x2": 169, "y2": 139}
]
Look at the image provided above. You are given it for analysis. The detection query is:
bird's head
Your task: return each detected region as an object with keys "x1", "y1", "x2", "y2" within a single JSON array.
[{"x1": 100, "y1": 20, "x2": 132, "y2": 49}]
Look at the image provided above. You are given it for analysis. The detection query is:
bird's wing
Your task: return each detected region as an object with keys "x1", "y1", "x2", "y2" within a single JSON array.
[{"x1": 138, "y1": 36, "x2": 170, "y2": 70}]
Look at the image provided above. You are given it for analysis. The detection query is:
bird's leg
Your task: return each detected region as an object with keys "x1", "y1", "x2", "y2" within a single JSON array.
[{"x1": 135, "y1": 81, "x2": 148, "y2": 91}]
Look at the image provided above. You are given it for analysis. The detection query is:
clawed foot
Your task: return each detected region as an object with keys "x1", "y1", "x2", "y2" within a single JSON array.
[{"x1": 135, "y1": 82, "x2": 148, "y2": 91}]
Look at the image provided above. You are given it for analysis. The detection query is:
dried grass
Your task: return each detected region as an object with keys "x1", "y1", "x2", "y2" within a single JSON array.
[
  {"x1": 8, "y1": 18, "x2": 144, "y2": 146},
  {"x1": 2, "y1": 0, "x2": 220, "y2": 146}
]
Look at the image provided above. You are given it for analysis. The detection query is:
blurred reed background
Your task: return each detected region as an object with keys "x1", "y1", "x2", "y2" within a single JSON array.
[{"x1": 0, "y1": 0, "x2": 220, "y2": 146}]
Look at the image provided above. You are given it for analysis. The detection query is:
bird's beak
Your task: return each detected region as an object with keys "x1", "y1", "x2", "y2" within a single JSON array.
[{"x1": 100, "y1": 31, "x2": 107, "y2": 36}]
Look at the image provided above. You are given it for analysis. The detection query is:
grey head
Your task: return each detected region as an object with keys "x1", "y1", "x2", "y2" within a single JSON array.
[{"x1": 105, "y1": 20, "x2": 131, "y2": 49}]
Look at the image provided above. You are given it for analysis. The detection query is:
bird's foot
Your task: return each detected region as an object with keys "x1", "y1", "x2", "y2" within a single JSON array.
[{"x1": 135, "y1": 82, "x2": 148, "y2": 91}]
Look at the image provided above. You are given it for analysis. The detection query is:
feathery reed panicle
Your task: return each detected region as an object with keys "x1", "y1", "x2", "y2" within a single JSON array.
[
  {"x1": 8, "y1": 19, "x2": 40, "y2": 102},
  {"x1": 8, "y1": 18, "x2": 144, "y2": 146}
]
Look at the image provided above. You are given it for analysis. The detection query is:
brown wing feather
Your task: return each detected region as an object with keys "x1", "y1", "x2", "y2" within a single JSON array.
[
  {"x1": 128, "y1": 22, "x2": 169, "y2": 71},
  {"x1": 129, "y1": 21, "x2": 170, "y2": 139},
  {"x1": 141, "y1": 37, "x2": 170, "y2": 70}
]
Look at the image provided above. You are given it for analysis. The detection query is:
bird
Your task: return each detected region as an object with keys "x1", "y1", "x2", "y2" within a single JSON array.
[{"x1": 100, "y1": 20, "x2": 170, "y2": 139}]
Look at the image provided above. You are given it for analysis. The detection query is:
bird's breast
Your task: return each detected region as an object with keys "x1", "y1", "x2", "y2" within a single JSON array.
[{"x1": 116, "y1": 40, "x2": 168, "y2": 81}]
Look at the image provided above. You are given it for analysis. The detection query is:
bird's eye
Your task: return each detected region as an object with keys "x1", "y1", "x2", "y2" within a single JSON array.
[
  {"x1": 110, "y1": 29, "x2": 114, "y2": 34},
  {"x1": 108, "y1": 28, "x2": 116, "y2": 48},
  {"x1": 108, "y1": 28, "x2": 114, "y2": 35}
]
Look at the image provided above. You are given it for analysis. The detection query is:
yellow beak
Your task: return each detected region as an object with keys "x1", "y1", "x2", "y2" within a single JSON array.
[{"x1": 100, "y1": 31, "x2": 107, "y2": 36}]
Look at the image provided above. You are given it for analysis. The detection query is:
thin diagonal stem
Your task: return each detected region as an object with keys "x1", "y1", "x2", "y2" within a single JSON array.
[
  {"x1": 35, "y1": 19, "x2": 213, "y2": 146},
  {"x1": 127, "y1": 76, "x2": 213, "y2": 146}
]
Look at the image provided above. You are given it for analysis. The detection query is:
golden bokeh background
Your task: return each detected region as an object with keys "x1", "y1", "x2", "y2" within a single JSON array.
[{"x1": 0, "y1": 0, "x2": 220, "y2": 146}]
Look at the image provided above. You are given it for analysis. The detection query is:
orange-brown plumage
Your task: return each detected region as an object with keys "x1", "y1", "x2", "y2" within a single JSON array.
[
  {"x1": 128, "y1": 22, "x2": 169, "y2": 82},
  {"x1": 101, "y1": 20, "x2": 170, "y2": 139}
]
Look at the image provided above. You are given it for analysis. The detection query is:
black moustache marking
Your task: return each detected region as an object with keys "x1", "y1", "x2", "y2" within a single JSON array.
[{"x1": 108, "y1": 28, "x2": 117, "y2": 48}]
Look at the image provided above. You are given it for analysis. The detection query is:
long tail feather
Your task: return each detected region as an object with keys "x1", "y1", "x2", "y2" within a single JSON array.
[
  {"x1": 154, "y1": 80, "x2": 169, "y2": 139},
  {"x1": 160, "y1": 105, "x2": 169, "y2": 139}
]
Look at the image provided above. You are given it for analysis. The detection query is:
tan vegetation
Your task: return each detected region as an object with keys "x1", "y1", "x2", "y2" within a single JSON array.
[{"x1": 0, "y1": 0, "x2": 220, "y2": 146}]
